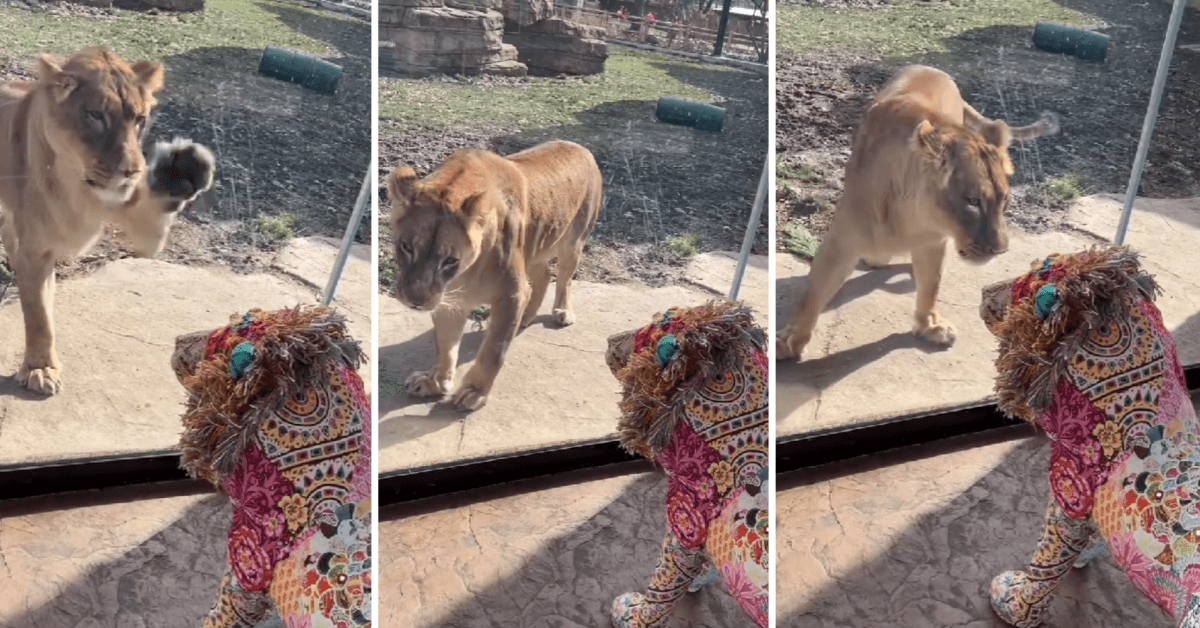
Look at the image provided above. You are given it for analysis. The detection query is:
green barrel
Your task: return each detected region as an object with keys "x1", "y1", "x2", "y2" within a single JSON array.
[
  {"x1": 258, "y1": 47, "x2": 343, "y2": 95},
  {"x1": 1032, "y1": 22, "x2": 1109, "y2": 63},
  {"x1": 655, "y1": 97, "x2": 726, "y2": 133}
]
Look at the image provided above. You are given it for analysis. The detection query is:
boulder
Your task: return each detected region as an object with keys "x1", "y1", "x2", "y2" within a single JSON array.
[
  {"x1": 500, "y1": 0, "x2": 554, "y2": 27},
  {"x1": 503, "y1": 17, "x2": 608, "y2": 76},
  {"x1": 113, "y1": 0, "x2": 204, "y2": 11}
]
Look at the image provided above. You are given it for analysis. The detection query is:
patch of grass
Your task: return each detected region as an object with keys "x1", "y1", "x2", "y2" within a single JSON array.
[
  {"x1": 379, "y1": 49, "x2": 718, "y2": 130},
  {"x1": 0, "y1": 0, "x2": 342, "y2": 63},
  {"x1": 257, "y1": 214, "x2": 297, "y2": 242},
  {"x1": 777, "y1": 161, "x2": 823, "y2": 185},
  {"x1": 1044, "y1": 173, "x2": 1085, "y2": 203},
  {"x1": 782, "y1": 224, "x2": 819, "y2": 260},
  {"x1": 776, "y1": 0, "x2": 1094, "y2": 57},
  {"x1": 661, "y1": 233, "x2": 702, "y2": 259}
]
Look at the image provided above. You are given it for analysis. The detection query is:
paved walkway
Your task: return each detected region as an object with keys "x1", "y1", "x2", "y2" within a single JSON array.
[
  {"x1": 0, "y1": 236, "x2": 371, "y2": 466},
  {"x1": 776, "y1": 195, "x2": 1200, "y2": 438},
  {"x1": 378, "y1": 251, "x2": 769, "y2": 474},
  {"x1": 380, "y1": 466, "x2": 753, "y2": 627},
  {"x1": 775, "y1": 390, "x2": 1200, "y2": 627}
]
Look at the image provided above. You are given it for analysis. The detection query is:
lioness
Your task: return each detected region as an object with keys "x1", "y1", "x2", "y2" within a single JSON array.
[
  {"x1": 776, "y1": 64, "x2": 1059, "y2": 361},
  {"x1": 389, "y1": 140, "x2": 602, "y2": 411},
  {"x1": 0, "y1": 47, "x2": 215, "y2": 395}
]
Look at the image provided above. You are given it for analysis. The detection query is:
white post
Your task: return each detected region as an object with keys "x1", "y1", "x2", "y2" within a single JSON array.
[
  {"x1": 1114, "y1": 0, "x2": 1188, "y2": 245},
  {"x1": 322, "y1": 171, "x2": 372, "y2": 306},
  {"x1": 729, "y1": 156, "x2": 768, "y2": 301}
]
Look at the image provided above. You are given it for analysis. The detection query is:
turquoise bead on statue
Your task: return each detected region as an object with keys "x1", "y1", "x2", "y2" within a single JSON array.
[
  {"x1": 656, "y1": 336, "x2": 678, "y2": 367},
  {"x1": 1036, "y1": 285, "x2": 1059, "y2": 320},
  {"x1": 229, "y1": 342, "x2": 255, "y2": 379}
]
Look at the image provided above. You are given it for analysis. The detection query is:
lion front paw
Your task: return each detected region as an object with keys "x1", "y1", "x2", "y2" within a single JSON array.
[
  {"x1": 404, "y1": 370, "x2": 451, "y2": 399},
  {"x1": 17, "y1": 364, "x2": 62, "y2": 396},
  {"x1": 915, "y1": 316, "x2": 957, "y2": 346},
  {"x1": 990, "y1": 571, "x2": 1047, "y2": 628},
  {"x1": 148, "y1": 139, "x2": 216, "y2": 203},
  {"x1": 552, "y1": 308, "x2": 576, "y2": 327},
  {"x1": 775, "y1": 327, "x2": 809, "y2": 362},
  {"x1": 612, "y1": 592, "x2": 667, "y2": 628},
  {"x1": 449, "y1": 382, "x2": 488, "y2": 411}
]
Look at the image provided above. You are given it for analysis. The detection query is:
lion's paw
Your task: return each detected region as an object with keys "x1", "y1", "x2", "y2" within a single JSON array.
[
  {"x1": 18, "y1": 365, "x2": 62, "y2": 396},
  {"x1": 449, "y1": 383, "x2": 488, "y2": 412},
  {"x1": 915, "y1": 319, "x2": 957, "y2": 346},
  {"x1": 552, "y1": 308, "x2": 576, "y2": 327},
  {"x1": 404, "y1": 370, "x2": 450, "y2": 398},
  {"x1": 611, "y1": 592, "x2": 657, "y2": 628},
  {"x1": 990, "y1": 571, "x2": 1046, "y2": 628},
  {"x1": 775, "y1": 327, "x2": 809, "y2": 362},
  {"x1": 148, "y1": 138, "x2": 216, "y2": 202}
]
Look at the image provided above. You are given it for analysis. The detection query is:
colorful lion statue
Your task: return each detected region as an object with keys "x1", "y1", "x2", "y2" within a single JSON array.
[
  {"x1": 981, "y1": 245, "x2": 1200, "y2": 627},
  {"x1": 172, "y1": 305, "x2": 372, "y2": 628},
  {"x1": 605, "y1": 301, "x2": 769, "y2": 628}
]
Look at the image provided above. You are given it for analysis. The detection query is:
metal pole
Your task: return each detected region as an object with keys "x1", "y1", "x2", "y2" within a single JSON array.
[
  {"x1": 322, "y1": 171, "x2": 372, "y2": 306},
  {"x1": 729, "y1": 156, "x2": 768, "y2": 301},
  {"x1": 1114, "y1": 0, "x2": 1188, "y2": 245}
]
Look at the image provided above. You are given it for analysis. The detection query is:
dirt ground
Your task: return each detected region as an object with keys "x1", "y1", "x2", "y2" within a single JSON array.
[
  {"x1": 377, "y1": 59, "x2": 769, "y2": 292},
  {"x1": 0, "y1": 0, "x2": 370, "y2": 281},
  {"x1": 777, "y1": 0, "x2": 1200, "y2": 249}
]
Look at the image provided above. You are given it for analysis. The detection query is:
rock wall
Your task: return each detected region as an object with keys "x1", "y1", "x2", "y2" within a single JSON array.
[
  {"x1": 503, "y1": 17, "x2": 608, "y2": 76},
  {"x1": 382, "y1": 0, "x2": 607, "y2": 77},
  {"x1": 381, "y1": 0, "x2": 528, "y2": 76}
]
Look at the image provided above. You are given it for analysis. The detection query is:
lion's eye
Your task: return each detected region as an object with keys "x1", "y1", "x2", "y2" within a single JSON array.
[
  {"x1": 966, "y1": 197, "x2": 982, "y2": 208},
  {"x1": 135, "y1": 115, "x2": 147, "y2": 130},
  {"x1": 396, "y1": 241, "x2": 413, "y2": 258},
  {"x1": 87, "y1": 110, "x2": 106, "y2": 129},
  {"x1": 441, "y1": 257, "x2": 459, "y2": 271}
]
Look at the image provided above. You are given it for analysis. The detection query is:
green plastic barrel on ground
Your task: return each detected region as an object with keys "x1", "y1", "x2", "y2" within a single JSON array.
[
  {"x1": 655, "y1": 97, "x2": 726, "y2": 133},
  {"x1": 1032, "y1": 22, "x2": 1109, "y2": 63},
  {"x1": 258, "y1": 47, "x2": 343, "y2": 95}
]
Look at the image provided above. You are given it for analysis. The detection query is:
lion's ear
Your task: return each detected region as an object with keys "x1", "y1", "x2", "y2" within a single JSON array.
[
  {"x1": 388, "y1": 166, "x2": 418, "y2": 220},
  {"x1": 132, "y1": 61, "x2": 165, "y2": 94},
  {"x1": 37, "y1": 53, "x2": 77, "y2": 103},
  {"x1": 913, "y1": 119, "x2": 942, "y2": 153},
  {"x1": 914, "y1": 119, "x2": 952, "y2": 167},
  {"x1": 983, "y1": 120, "x2": 1016, "y2": 175},
  {"x1": 982, "y1": 120, "x2": 1012, "y2": 151}
]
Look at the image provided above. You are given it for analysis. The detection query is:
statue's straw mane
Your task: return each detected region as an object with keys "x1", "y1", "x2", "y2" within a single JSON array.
[
  {"x1": 613, "y1": 300, "x2": 764, "y2": 459},
  {"x1": 178, "y1": 305, "x2": 365, "y2": 484},
  {"x1": 992, "y1": 245, "x2": 1158, "y2": 423}
]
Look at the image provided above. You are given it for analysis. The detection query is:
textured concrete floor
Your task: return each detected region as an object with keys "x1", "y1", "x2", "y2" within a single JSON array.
[
  {"x1": 0, "y1": 236, "x2": 372, "y2": 466},
  {"x1": 379, "y1": 251, "x2": 769, "y2": 474},
  {"x1": 776, "y1": 195, "x2": 1200, "y2": 439},
  {"x1": 0, "y1": 484, "x2": 228, "y2": 627},
  {"x1": 776, "y1": 391, "x2": 1200, "y2": 627},
  {"x1": 379, "y1": 466, "x2": 756, "y2": 628}
]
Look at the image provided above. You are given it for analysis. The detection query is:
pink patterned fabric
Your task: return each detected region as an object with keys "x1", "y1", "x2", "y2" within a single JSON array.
[{"x1": 986, "y1": 249, "x2": 1200, "y2": 628}]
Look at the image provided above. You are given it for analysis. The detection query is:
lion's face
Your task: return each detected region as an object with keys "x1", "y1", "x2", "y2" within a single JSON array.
[
  {"x1": 606, "y1": 328, "x2": 638, "y2": 377},
  {"x1": 937, "y1": 129, "x2": 1013, "y2": 265},
  {"x1": 387, "y1": 166, "x2": 483, "y2": 311},
  {"x1": 38, "y1": 47, "x2": 163, "y2": 206},
  {"x1": 979, "y1": 278, "x2": 1014, "y2": 335},
  {"x1": 171, "y1": 327, "x2": 215, "y2": 383}
]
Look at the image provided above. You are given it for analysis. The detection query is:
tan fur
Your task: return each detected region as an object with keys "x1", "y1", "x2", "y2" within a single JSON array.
[
  {"x1": 389, "y1": 140, "x2": 603, "y2": 410},
  {"x1": 0, "y1": 47, "x2": 214, "y2": 394},
  {"x1": 777, "y1": 65, "x2": 1060, "y2": 361}
]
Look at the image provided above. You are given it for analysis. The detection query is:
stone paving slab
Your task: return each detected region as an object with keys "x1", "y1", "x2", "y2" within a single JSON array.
[
  {"x1": 0, "y1": 238, "x2": 371, "y2": 466},
  {"x1": 379, "y1": 252, "x2": 769, "y2": 473},
  {"x1": 775, "y1": 195, "x2": 1200, "y2": 439},
  {"x1": 776, "y1": 392, "x2": 1199, "y2": 628},
  {"x1": 0, "y1": 489, "x2": 228, "y2": 627},
  {"x1": 380, "y1": 470, "x2": 752, "y2": 627}
]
